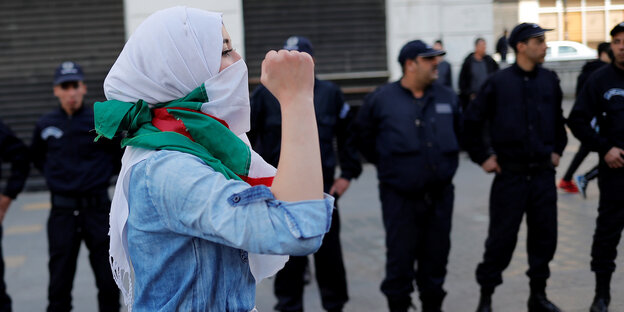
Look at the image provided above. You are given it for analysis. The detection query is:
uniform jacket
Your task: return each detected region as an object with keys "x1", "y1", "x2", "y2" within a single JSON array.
[
  {"x1": 31, "y1": 105, "x2": 122, "y2": 195},
  {"x1": 355, "y1": 81, "x2": 461, "y2": 193},
  {"x1": 569, "y1": 64, "x2": 624, "y2": 156},
  {"x1": 464, "y1": 63, "x2": 567, "y2": 166},
  {"x1": 0, "y1": 120, "x2": 29, "y2": 199},
  {"x1": 569, "y1": 64, "x2": 624, "y2": 199},
  {"x1": 248, "y1": 78, "x2": 362, "y2": 191}
]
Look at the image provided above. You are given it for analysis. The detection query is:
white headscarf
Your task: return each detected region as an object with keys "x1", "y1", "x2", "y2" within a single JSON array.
[{"x1": 104, "y1": 7, "x2": 287, "y2": 310}]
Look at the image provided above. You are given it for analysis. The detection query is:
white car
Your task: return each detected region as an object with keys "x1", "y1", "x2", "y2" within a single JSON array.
[
  {"x1": 545, "y1": 41, "x2": 597, "y2": 61},
  {"x1": 492, "y1": 41, "x2": 597, "y2": 63}
]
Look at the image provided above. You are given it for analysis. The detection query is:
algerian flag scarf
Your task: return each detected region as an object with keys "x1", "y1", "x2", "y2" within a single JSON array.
[
  {"x1": 95, "y1": 83, "x2": 273, "y2": 186},
  {"x1": 98, "y1": 7, "x2": 287, "y2": 310}
]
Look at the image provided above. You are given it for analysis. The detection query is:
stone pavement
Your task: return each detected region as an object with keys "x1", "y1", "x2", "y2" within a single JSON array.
[{"x1": 1, "y1": 101, "x2": 623, "y2": 312}]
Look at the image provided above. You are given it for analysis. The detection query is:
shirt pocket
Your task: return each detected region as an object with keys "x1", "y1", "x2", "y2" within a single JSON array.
[
  {"x1": 378, "y1": 114, "x2": 420, "y2": 155},
  {"x1": 605, "y1": 94, "x2": 624, "y2": 135},
  {"x1": 433, "y1": 103, "x2": 459, "y2": 153},
  {"x1": 536, "y1": 97, "x2": 556, "y2": 144},
  {"x1": 492, "y1": 94, "x2": 525, "y2": 142}
]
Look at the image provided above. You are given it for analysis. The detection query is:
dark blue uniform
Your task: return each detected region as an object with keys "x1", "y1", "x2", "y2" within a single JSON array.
[
  {"x1": 31, "y1": 105, "x2": 121, "y2": 312},
  {"x1": 464, "y1": 63, "x2": 567, "y2": 294},
  {"x1": 249, "y1": 79, "x2": 362, "y2": 312},
  {"x1": 568, "y1": 64, "x2": 624, "y2": 280},
  {"x1": 355, "y1": 81, "x2": 461, "y2": 311},
  {"x1": 0, "y1": 119, "x2": 30, "y2": 312}
]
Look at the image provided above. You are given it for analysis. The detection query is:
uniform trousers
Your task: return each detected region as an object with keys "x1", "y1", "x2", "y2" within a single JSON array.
[
  {"x1": 47, "y1": 192, "x2": 119, "y2": 312},
  {"x1": 476, "y1": 169, "x2": 557, "y2": 292},
  {"x1": 590, "y1": 166, "x2": 624, "y2": 274},
  {"x1": 379, "y1": 182, "x2": 454, "y2": 311}
]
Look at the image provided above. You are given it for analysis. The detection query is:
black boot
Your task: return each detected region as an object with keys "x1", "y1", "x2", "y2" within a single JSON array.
[
  {"x1": 421, "y1": 290, "x2": 446, "y2": 312},
  {"x1": 590, "y1": 297, "x2": 609, "y2": 312},
  {"x1": 528, "y1": 293, "x2": 561, "y2": 312},
  {"x1": 475, "y1": 288, "x2": 493, "y2": 312},
  {"x1": 590, "y1": 273, "x2": 611, "y2": 312}
]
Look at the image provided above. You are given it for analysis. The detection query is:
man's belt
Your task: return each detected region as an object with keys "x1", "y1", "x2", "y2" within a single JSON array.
[
  {"x1": 51, "y1": 192, "x2": 109, "y2": 211},
  {"x1": 499, "y1": 161, "x2": 553, "y2": 173}
]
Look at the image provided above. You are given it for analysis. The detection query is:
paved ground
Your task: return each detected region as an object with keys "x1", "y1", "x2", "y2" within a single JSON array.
[{"x1": 2, "y1": 100, "x2": 623, "y2": 311}]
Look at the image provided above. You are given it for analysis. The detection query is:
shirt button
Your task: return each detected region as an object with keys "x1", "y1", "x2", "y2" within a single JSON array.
[
  {"x1": 427, "y1": 142, "x2": 433, "y2": 147},
  {"x1": 415, "y1": 119, "x2": 421, "y2": 127},
  {"x1": 73, "y1": 210, "x2": 80, "y2": 216},
  {"x1": 232, "y1": 195, "x2": 241, "y2": 203}
]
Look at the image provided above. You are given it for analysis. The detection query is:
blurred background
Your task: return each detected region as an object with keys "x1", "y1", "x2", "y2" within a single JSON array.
[{"x1": 0, "y1": 0, "x2": 621, "y2": 186}]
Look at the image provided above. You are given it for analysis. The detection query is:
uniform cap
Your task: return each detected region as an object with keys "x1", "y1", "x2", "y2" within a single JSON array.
[
  {"x1": 398, "y1": 40, "x2": 445, "y2": 66},
  {"x1": 54, "y1": 61, "x2": 84, "y2": 85},
  {"x1": 508, "y1": 23, "x2": 553, "y2": 48},
  {"x1": 283, "y1": 36, "x2": 314, "y2": 56}
]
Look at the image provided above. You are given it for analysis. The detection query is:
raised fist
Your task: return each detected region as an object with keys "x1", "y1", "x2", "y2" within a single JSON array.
[{"x1": 260, "y1": 50, "x2": 315, "y2": 107}]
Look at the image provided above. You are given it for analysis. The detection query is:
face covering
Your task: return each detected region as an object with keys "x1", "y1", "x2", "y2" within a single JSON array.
[{"x1": 202, "y1": 58, "x2": 251, "y2": 136}]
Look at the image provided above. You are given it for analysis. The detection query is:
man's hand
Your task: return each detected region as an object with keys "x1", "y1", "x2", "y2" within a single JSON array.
[
  {"x1": 551, "y1": 153, "x2": 560, "y2": 167},
  {"x1": 0, "y1": 195, "x2": 12, "y2": 224},
  {"x1": 481, "y1": 155, "x2": 501, "y2": 174},
  {"x1": 260, "y1": 50, "x2": 315, "y2": 108},
  {"x1": 604, "y1": 147, "x2": 624, "y2": 168},
  {"x1": 329, "y1": 178, "x2": 351, "y2": 198}
]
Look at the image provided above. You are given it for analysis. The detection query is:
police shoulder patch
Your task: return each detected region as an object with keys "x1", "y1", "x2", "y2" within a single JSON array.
[{"x1": 41, "y1": 126, "x2": 64, "y2": 140}]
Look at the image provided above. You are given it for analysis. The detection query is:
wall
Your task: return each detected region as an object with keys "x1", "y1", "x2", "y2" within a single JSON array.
[
  {"x1": 385, "y1": 0, "x2": 495, "y2": 87},
  {"x1": 123, "y1": 0, "x2": 245, "y2": 57}
]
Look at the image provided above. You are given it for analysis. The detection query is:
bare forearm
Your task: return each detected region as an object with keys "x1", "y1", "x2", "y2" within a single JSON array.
[
  {"x1": 259, "y1": 49, "x2": 323, "y2": 201},
  {"x1": 272, "y1": 95, "x2": 323, "y2": 201}
]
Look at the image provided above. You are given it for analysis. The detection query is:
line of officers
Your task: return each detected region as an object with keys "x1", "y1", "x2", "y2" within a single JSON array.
[
  {"x1": 350, "y1": 22, "x2": 623, "y2": 312},
  {"x1": 0, "y1": 21, "x2": 621, "y2": 312},
  {"x1": 250, "y1": 22, "x2": 624, "y2": 312}
]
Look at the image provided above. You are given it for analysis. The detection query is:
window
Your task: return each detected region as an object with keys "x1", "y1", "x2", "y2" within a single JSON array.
[{"x1": 558, "y1": 46, "x2": 578, "y2": 55}]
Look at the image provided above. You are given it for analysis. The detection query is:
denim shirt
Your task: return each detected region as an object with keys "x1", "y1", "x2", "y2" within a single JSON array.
[{"x1": 127, "y1": 150, "x2": 333, "y2": 311}]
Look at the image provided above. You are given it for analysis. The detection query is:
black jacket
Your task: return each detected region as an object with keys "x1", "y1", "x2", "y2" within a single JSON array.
[
  {"x1": 575, "y1": 59, "x2": 608, "y2": 96},
  {"x1": 464, "y1": 64, "x2": 567, "y2": 167},
  {"x1": 248, "y1": 79, "x2": 362, "y2": 191},
  {"x1": 569, "y1": 64, "x2": 624, "y2": 199},
  {"x1": 458, "y1": 53, "x2": 499, "y2": 104},
  {"x1": 355, "y1": 81, "x2": 461, "y2": 193},
  {"x1": 496, "y1": 36, "x2": 508, "y2": 56},
  {"x1": 31, "y1": 105, "x2": 122, "y2": 195},
  {"x1": 0, "y1": 120, "x2": 29, "y2": 199},
  {"x1": 569, "y1": 64, "x2": 624, "y2": 156}
]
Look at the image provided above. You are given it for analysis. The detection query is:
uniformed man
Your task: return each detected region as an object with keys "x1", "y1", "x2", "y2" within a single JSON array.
[
  {"x1": 463, "y1": 23, "x2": 567, "y2": 312},
  {"x1": 248, "y1": 36, "x2": 362, "y2": 312},
  {"x1": 568, "y1": 22, "x2": 624, "y2": 312},
  {"x1": 0, "y1": 119, "x2": 29, "y2": 312},
  {"x1": 30, "y1": 61, "x2": 121, "y2": 312},
  {"x1": 355, "y1": 40, "x2": 461, "y2": 312}
]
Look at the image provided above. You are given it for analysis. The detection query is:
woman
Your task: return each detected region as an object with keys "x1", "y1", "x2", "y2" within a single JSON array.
[{"x1": 94, "y1": 7, "x2": 331, "y2": 311}]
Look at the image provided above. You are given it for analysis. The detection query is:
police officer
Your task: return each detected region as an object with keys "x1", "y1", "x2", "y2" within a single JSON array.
[
  {"x1": 30, "y1": 61, "x2": 121, "y2": 312},
  {"x1": 355, "y1": 40, "x2": 461, "y2": 312},
  {"x1": 568, "y1": 22, "x2": 624, "y2": 312},
  {"x1": 0, "y1": 119, "x2": 29, "y2": 312},
  {"x1": 463, "y1": 23, "x2": 567, "y2": 312},
  {"x1": 248, "y1": 36, "x2": 362, "y2": 312}
]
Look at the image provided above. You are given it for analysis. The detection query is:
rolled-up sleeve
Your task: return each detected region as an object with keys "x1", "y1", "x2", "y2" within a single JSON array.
[{"x1": 144, "y1": 151, "x2": 334, "y2": 256}]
